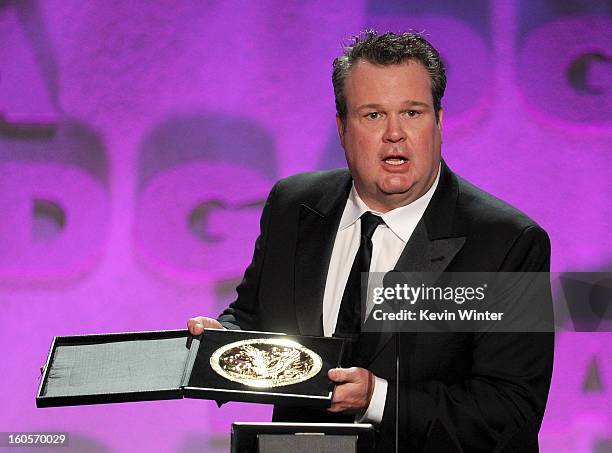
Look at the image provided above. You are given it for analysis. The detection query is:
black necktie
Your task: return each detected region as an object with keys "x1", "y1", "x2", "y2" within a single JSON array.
[{"x1": 334, "y1": 212, "x2": 383, "y2": 338}]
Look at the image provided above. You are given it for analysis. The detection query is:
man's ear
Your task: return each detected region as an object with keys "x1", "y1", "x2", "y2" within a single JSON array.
[
  {"x1": 336, "y1": 114, "x2": 346, "y2": 147},
  {"x1": 436, "y1": 108, "x2": 444, "y2": 143},
  {"x1": 436, "y1": 108, "x2": 444, "y2": 130}
]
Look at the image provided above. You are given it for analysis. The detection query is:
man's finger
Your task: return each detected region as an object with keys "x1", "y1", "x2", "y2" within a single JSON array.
[
  {"x1": 187, "y1": 318, "x2": 205, "y2": 335},
  {"x1": 327, "y1": 402, "x2": 345, "y2": 413},
  {"x1": 328, "y1": 367, "x2": 357, "y2": 382},
  {"x1": 328, "y1": 368, "x2": 345, "y2": 382},
  {"x1": 187, "y1": 316, "x2": 223, "y2": 335},
  {"x1": 327, "y1": 383, "x2": 347, "y2": 412}
]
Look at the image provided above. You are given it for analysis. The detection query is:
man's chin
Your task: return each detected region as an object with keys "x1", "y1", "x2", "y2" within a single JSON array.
[
  {"x1": 377, "y1": 179, "x2": 436, "y2": 205},
  {"x1": 378, "y1": 180, "x2": 416, "y2": 198}
]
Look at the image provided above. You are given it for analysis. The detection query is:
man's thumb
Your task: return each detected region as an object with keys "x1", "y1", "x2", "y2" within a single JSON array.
[{"x1": 328, "y1": 368, "x2": 348, "y2": 382}]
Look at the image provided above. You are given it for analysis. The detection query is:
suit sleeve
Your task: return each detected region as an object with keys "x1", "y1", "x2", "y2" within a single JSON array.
[
  {"x1": 217, "y1": 182, "x2": 278, "y2": 331},
  {"x1": 381, "y1": 225, "x2": 554, "y2": 453}
]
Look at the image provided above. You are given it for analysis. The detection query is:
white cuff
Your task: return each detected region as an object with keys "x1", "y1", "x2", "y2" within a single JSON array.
[{"x1": 356, "y1": 376, "x2": 387, "y2": 425}]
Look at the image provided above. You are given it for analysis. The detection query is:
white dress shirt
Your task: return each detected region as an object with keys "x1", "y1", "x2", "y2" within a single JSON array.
[{"x1": 321, "y1": 167, "x2": 440, "y2": 423}]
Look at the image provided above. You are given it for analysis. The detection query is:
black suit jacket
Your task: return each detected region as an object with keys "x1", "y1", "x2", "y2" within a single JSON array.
[{"x1": 219, "y1": 161, "x2": 554, "y2": 452}]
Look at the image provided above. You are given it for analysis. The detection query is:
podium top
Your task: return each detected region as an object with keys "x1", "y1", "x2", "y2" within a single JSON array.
[{"x1": 231, "y1": 422, "x2": 376, "y2": 453}]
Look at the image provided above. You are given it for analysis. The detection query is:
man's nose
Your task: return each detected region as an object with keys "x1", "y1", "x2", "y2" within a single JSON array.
[{"x1": 383, "y1": 115, "x2": 406, "y2": 143}]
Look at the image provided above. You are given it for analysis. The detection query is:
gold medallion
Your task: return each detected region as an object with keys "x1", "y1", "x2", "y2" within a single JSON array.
[{"x1": 210, "y1": 338, "x2": 322, "y2": 388}]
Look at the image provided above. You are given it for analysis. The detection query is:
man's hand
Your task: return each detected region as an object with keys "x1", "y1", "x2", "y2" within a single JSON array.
[
  {"x1": 187, "y1": 316, "x2": 224, "y2": 335},
  {"x1": 327, "y1": 367, "x2": 375, "y2": 414}
]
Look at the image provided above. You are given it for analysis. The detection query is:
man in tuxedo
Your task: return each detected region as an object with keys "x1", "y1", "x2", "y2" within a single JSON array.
[{"x1": 189, "y1": 31, "x2": 553, "y2": 452}]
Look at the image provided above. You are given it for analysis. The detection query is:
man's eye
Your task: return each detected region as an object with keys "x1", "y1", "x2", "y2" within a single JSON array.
[
  {"x1": 406, "y1": 110, "x2": 420, "y2": 118},
  {"x1": 366, "y1": 112, "x2": 381, "y2": 120}
]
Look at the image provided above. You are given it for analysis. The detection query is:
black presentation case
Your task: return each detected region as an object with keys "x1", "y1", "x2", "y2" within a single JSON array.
[{"x1": 36, "y1": 328, "x2": 345, "y2": 408}]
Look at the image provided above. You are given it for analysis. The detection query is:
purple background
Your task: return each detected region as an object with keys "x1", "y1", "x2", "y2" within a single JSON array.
[{"x1": 1, "y1": 1, "x2": 610, "y2": 451}]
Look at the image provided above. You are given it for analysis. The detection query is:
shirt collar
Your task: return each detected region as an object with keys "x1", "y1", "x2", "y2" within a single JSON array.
[{"x1": 339, "y1": 164, "x2": 441, "y2": 243}]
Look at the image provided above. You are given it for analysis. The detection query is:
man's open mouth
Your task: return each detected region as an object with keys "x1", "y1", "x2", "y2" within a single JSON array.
[{"x1": 383, "y1": 157, "x2": 407, "y2": 165}]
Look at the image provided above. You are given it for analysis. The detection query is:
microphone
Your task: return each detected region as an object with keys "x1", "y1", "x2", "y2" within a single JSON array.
[{"x1": 381, "y1": 270, "x2": 404, "y2": 453}]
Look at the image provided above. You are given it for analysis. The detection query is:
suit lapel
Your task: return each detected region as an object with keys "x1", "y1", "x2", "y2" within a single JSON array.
[
  {"x1": 294, "y1": 171, "x2": 351, "y2": 336},
  {"x1": 394, "y1": 221, "x2": 466, "y2": 273}
]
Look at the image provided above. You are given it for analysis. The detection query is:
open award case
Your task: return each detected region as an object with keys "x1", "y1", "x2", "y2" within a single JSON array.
[{"x1": 36, "y1": 328, "x2": 345, "y2": 408}]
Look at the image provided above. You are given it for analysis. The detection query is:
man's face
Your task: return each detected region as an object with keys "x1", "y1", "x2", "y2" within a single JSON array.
[{"x1": 337, "y1": 60, "x2": 443, "y2": 213}]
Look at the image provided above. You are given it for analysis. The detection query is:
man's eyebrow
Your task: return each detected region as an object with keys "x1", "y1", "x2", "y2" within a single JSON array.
[
  {"x1": 356, "y1": 103, "x2": 384, "y2": 110},
  {"x1": 403, "y1": 100, "x2": 430, "y2": 108},
  {"x1": 356, "y1": 100, "x2": 431, "y2": 110}
]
